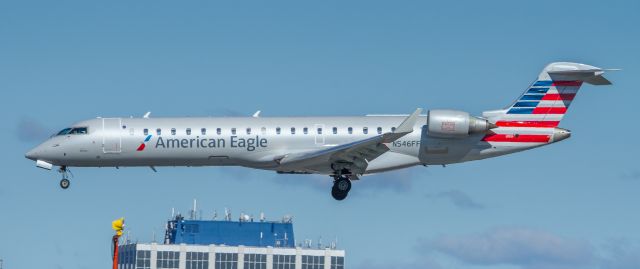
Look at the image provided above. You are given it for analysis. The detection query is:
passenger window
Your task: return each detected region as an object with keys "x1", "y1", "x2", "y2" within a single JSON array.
[
  {"x1": 261, "y1": 127, "x2": 266, "y2": 135},
  {"x1": 143, "y1": 128, "x2": 149, "y2": 135},
  {"x1": 391, "y1": 127, "x2": 397, "y2": 132},
  {"x1": 216, "y1": 128, "x2": 221, "y2": 135},
  {"x1": 156, "y1": 128, "x2": 161, "y2": 135},
  {"x1": 348, "y1": 127, "x2": 353, "y2": 134},
  {"x1": 291, "y1": 127, "x2": 296, "y2": 135},
  {"x1": 201, "y1": 128, "x2": 206, "y2": 135},
  {"x1": 231, "y1": 128, "x2": 236, "y2": 135},
  {"x1": 303, "y1": 127, "x2": 308, "y2": 135},
  {"x1": 363, "y1": 127, "x2": 368, "y2": 134},
  {"x1": 377, "y1": 127, "x2": 382, "y2": 134},
  {"x1": 317, "y1": 128, "x2": 322, "y2": 135},
  {"x1": 171, "y1": 128, "x2": 176, "y2": 135},
  {"x1": 276, "y1": 127, "x2": 281, "y2": 135},
  {"x1": 246, "y1": 128, "x2": 251, "y2": 135},
  {"x1": 186, "y1": 128, "x2": 191, "y2": 135},
  {"x1": 332, "y1": 127, "x2": 337, "y2": 134}
]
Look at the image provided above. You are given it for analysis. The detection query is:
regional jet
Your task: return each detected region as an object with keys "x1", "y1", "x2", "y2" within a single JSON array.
[{"x1": 25, "y1": 62, "x2": 615, "y2": 200}]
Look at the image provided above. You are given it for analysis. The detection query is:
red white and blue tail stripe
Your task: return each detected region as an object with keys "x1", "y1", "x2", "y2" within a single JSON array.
[
  {"x1": 481, "y1": 62, "x2": 613, "y2": 145},
  {"x1": 496, "y1": 79, "x2": 583, "y2": 128}
]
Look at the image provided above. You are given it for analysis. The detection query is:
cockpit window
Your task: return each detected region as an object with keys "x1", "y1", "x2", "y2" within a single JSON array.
[
  {"x1": 69, "y1": 127, "x2": 88, "y2": 134},
  {"x1": 54, "y1": 127, "x2": 88, "y2": 136},
  {"x1": 56, "y1": 128, "x2": 72, "y2": 136}
]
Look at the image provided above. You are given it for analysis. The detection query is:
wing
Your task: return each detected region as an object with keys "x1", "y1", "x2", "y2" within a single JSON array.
[{"x1": 276, "y1": 108, "x2": 423, "y2": 175}]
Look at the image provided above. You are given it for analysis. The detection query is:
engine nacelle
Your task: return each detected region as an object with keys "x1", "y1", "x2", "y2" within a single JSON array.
[{"x1": 427, "y1": 109, "x2": 495, "y2": 138}]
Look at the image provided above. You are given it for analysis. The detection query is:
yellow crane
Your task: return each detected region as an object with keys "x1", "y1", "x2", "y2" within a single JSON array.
[{"x1": 111, "y1": 218, "x2": 124, "y2": 269}]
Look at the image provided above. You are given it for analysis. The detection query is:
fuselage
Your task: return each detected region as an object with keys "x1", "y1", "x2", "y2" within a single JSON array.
[{"x1": 25, "y1": 115, "x2": 569, "y2": 175}]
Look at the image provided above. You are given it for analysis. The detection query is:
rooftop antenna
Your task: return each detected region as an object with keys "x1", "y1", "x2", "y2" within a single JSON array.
[
  {"x1": 212, "y1": 209, "x2": 218, "y2": 220},
  {"x1": 171, "y1": 207, "x2": 175, "y2": 218},
  {"x1": 260, "y1": 212, "x2": 265, "y2": 222},
  {"x1": 190, "y1": 199, "x2": 197, "y2": 220},
  {"x1": 225, "y1": 208, "x2": 231, "y2": 221}
]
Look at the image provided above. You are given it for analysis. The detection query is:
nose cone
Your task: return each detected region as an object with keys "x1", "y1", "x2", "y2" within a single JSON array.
[
  {"x1": 25, "y1": 144, "x2": 45, "y2": 161},
  {"x1": 25, "y1": 148, "x2": 38, "y2": 160},
  {"x1": 552, "y1": 128, "x2": 571, "y2": 142}
]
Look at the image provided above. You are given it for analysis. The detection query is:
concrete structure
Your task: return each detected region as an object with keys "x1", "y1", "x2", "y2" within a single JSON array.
[{"x1": 118, "y1": 213, "x2": 345, "y2": 269}]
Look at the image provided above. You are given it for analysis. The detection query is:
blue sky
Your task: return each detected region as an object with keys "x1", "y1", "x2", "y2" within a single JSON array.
[{"x1": 1, "y1": 0, "x2": 639, "y2": 268}]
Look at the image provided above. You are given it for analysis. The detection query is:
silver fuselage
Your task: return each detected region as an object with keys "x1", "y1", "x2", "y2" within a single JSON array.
[{"x1": 25, "y1": 115, "x2": 567, "y2": 175}]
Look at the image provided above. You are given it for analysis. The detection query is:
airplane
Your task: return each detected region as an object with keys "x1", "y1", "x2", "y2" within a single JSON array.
[{"x1": 25, "y1": 62, "x2": 615, "y2": 200}]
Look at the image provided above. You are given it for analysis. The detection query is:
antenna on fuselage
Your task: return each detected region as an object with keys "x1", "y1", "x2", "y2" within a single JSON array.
[
  {"x1": 252, "y1": 110, "x2": 261, "y2": 118},
  {"x1": 143, "y1": 111, "x2": 151, "y2": 118}
]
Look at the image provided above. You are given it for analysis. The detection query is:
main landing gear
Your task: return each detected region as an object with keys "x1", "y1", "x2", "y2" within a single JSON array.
[
  {"x1": 331, "y1": 175, "x2": 352, "y2": 201},
  {"x1": 58, "y1": 166, "x2": 71, "y2": 189}
]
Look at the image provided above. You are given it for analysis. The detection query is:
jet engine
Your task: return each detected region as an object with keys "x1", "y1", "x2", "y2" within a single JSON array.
[{"x1": 427, "y1": 109, "x2": 496, "y2": 138}]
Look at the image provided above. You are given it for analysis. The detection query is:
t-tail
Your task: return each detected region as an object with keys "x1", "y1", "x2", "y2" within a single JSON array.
[{"x1": 482, "y1": 62, "x2": 615, "y2": 145}]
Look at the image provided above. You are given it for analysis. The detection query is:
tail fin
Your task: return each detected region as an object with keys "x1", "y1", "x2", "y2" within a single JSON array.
[{"x1": 484, "y1": 62, "x2": 615, "y2": 128}]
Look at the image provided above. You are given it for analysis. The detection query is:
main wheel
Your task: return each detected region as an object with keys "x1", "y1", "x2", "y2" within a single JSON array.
[
  {"x1": 331, "y1": 186, "x2": 348, "y2": 201},
  {"x1": 60, "y1": 178, "x2": 70, "y2": 189},
  {"x1": 335, "y1": 177, "x2": 351, "y2": 192},
  {"x1": 331, "y1": 176, "x2": 351, "y2": 200}
]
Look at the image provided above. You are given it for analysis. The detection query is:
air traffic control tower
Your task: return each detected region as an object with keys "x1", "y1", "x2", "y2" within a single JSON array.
[{"x1": 117, "y1": 211, "x2": 345, "y2": 269}]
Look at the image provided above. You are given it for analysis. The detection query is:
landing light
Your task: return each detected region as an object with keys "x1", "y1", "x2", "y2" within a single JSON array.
[{"x1": 36, "y1": 160, "x2": 53, "y2": 170}]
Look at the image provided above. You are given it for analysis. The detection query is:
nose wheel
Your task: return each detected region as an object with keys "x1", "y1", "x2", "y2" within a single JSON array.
[
  {"x1": 331, "y1": 176, "x2": 352, "y2": 201},
  {"x1": 58, "y1": 166, "x2": 71, "y2": 190},
  {"x1": 60, "y1": 178, "x2": 70, "y2": 189}
]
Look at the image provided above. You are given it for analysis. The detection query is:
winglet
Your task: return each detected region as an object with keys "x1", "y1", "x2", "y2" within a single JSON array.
[{"x1": 394, "y1": 108, "x2": 423, "y2": 133}]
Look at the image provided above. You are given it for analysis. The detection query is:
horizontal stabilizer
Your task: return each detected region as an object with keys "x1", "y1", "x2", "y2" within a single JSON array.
[{"x1": 546, "y1": 63, "x2": 619, "y2": 85}]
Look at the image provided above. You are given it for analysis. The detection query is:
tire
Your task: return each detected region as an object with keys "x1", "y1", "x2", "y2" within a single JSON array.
[
  {"x1": 60, "y1": 178, "x2": 70, "y2": 189},
  {"x1": 335, "y1": 177, "x2": 351, "y2": 192},
  {"x1": 331, "y1": 186, "x2": 348, "y2": 201}
]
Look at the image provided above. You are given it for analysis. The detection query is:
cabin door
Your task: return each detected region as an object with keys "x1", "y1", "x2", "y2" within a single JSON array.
[{"x1": 102, "y1": 118, "x2": 122, "y2": 153}]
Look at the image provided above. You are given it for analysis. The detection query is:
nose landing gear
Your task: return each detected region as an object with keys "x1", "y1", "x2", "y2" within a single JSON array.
[
  {"x1": 60, "y1": 178, "x2": 70, "y2": 189},
  {"x1": 58, "y1": 166, "x2": 71, "y2": 189},
  {"x1": 331, "y1": 175, "x2": 352, "y2": 201}
]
